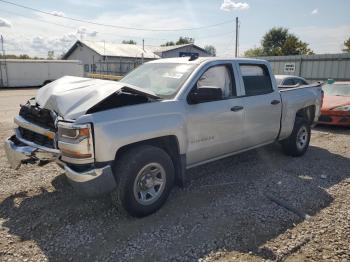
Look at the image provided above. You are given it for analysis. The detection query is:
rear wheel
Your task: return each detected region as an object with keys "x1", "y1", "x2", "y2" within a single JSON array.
[
  {"x1": 281, "y1": 118, "x2": 311, "y2": 157},
  {"x1": 111, "y1": 145, "x2": 175, "y2": 217}
]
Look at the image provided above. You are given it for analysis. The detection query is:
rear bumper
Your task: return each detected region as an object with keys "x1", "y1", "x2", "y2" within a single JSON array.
[
  {"x1": 318, "y1": 114, "x2": 350, "y2": 126},
  {"x1": 4, "y1": 135, "x2": 116, "y2": 197}
]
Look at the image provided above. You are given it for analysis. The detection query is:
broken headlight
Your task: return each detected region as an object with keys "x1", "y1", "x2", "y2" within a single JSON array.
[{"x1": 57, "y1": 122, "x2": 94, "y2": 160}]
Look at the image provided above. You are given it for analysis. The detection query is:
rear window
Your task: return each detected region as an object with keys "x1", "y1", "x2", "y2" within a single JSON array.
[
  {"x1": 240, "y1": 65, "x2": 273, "y2": 96},
  {"x1": 283, "y1": 78, "x2": 296, "y2": 86}
]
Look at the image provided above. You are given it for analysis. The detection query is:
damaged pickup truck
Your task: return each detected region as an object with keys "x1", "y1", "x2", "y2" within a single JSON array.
[{"x1": 5, "y1": 57, "x2": 323, "y2": 217}]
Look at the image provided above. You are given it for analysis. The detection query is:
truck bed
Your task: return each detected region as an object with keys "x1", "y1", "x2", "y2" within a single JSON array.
[{"x1": 278, "y1": 82, "x2": 323, "y2": 140}]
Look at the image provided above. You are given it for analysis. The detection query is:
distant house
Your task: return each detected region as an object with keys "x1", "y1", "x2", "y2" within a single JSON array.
[
  {"x1": 152, "y1": 44, "x2": 212, "y2": 58},
  {"x1": 63, "y1": 40, "x2": 159, "y2": 75}
]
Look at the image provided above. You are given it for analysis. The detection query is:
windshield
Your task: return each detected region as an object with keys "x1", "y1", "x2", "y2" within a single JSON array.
[
  {"x1": 322, "y1": 83, "x2": 350, "y2": 97},
  {"x1": 121, "y1": 63, "x2": 196, "y2": 98}
]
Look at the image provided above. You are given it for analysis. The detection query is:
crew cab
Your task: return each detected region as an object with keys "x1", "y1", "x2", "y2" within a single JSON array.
[{"x1": 4, "y1": 57, "x2": 323, "y2": 217}]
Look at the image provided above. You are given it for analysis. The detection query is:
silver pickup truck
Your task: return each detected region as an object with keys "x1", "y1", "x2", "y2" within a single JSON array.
[{"x1": 5, "y1": 57, "x2": 323, "y2": 217}]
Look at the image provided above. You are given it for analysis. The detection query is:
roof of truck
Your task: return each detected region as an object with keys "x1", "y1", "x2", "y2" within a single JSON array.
[{"x1": 147, "y1": 57, "x2": 268, "y2": 65}]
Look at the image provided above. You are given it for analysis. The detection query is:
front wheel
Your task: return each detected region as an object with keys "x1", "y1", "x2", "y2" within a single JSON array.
[
  {"x1": 111, "y1": 145, "x2": 175, "y2": 217},
  {"x1": 281, "y1": 118, "x2": 311, "y2": 157}
]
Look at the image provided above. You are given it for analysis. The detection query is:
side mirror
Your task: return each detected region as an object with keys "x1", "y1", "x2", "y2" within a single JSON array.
[{"x1": 189, "y1": 86, "x2": 223, "y2": 104}]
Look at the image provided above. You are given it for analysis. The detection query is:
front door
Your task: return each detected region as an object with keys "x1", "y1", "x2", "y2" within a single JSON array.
[{"x1": 185, "y1": 64, "x2": 245, "y2": 166}]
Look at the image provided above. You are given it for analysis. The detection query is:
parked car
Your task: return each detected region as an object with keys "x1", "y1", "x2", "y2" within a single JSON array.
[
  {"x1": 4, "y1": 57, "x2": 323, "y2": 217},
  {"x1": 275, "y1": 75, "x2": 308, "y2": 88},
  {"x1": 318, "y1": 81, "x2": 350, "y2": 126}
]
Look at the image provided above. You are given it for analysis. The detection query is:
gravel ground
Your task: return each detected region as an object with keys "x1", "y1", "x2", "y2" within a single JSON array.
[{"x1": 0, "y1": 88, "x2": 349, "y2": 262}]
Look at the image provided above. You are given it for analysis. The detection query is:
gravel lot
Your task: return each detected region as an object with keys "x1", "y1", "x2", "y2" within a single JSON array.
[{"x1": 0, "y1": 88, "x2": 349, "y2": 262}]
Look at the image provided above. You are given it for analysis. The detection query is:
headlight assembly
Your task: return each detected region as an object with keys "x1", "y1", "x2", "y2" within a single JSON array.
[
  {"x1": 57, "y1": 122, "x2": 94, "y2": 160},
  {"x1": 332, "y1": 105, "x2": 350, "y2": 112}
]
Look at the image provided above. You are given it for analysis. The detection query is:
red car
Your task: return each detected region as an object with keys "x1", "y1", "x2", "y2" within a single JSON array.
[{"x1": 318, "y1": 81, "x2": 350, "y2": 126}]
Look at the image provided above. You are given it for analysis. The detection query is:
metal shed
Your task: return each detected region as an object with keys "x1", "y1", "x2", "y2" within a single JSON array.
[
  {"x1": 63, "y1": 40, "x2": 159, "y2": 76},
  {"x1": 152, "y1": 44, "x2": 212, "y2": 58},
  {"x1": 257, "y1": 53, "x2": 350, "y2": 81}
]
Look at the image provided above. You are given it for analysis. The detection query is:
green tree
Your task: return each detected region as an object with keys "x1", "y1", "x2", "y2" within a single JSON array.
[
  {"x1": 122, "y1": 40, "x2": 137, "y2": 45},
  {"x1": 0, "y1": 54, "x2": 33, "y2": 59},
  {"x1": 47, "y1": 50, "x2": 55, "y2": 60},
  {"x1": 262, "y1": 27, "x2": 288, "y2": 56},
  {"x1": 204, "y1": 45, "x2": 216, "y2": 56},
  {"x1": 19, "y1": 54, "x2": 30, "y2": 59},
  {"x1": 160, "y1": 41, "x2": 175, "y2": 47},
  {"x1": 244, "y1": 47, "x2": 264, "y2": 57},
  {"x1": 175, "y1": 37, "x2": 194, "y2": 45},
  {"x1": 261, "y1": 27, "x2": 313, "y2": 56},
  {"x1": 161, "y1": 37, "x2": 195, "y2": 47},
  {"x1": 282, "y1": 35, "x2": 314, "y2": 55},
  {"x1": 343, "y1": 37, "x2": 350, "y2": 53}
]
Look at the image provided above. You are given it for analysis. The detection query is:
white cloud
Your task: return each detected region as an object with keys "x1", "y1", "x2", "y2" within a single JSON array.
[
  {"x1": 50, "y1": 11, "x2": 65, "y2": 17},
  {"x1": 76, "y1": 26, "x2": 98, "y2": 38},
  {"x1": 220, "y1": 0, "x2": 250, "y2": 11},
  {"x1": 0, "y1": 8, "x2": 197, "y2": 56},
  {"x1": 0, "y1": 17, "x2": 11, "y2": 27},
  {"x1": 311, "y1": 8, "x2": 318, "y2": 15}
]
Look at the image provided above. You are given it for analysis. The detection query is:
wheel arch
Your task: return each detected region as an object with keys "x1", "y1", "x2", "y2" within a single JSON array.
[
  {"x1": 279, "y1": 104, "x2": 316, "y2": 140},
  {"x1": 296, "y1": 105, "x2": 315, "y2": 125},
  {"x1": 114, "y1": 135, "x2": 187, "y2": 187}
]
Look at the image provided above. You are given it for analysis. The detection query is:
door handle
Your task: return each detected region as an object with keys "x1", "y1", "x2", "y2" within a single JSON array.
[
  {"x1": 271, "y1": 100, "x2": 281, "y2": 105},
  {"x1": 230, "y1": 106, "x2": 244, "y2": 112}
]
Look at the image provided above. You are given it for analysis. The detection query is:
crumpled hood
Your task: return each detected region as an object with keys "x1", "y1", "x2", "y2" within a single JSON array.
[{"x1": 36, "y1": 76, "x2": 158, "y2": 119}]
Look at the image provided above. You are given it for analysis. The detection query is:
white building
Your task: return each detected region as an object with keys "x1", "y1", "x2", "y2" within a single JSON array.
[
  {"x1": 152, "y1": 44, "x2": 212, "y2": 58},
  {"x1": 63, "y1": 40, "x2": 159, "y2": 75},
  {"x1": 63, "y1": 41, "x2": 212, "y2": 76}
]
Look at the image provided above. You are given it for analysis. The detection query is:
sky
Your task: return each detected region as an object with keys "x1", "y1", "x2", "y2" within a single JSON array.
[{"x1": 0, "y1": 0, "x2": 350, "y2": 57}]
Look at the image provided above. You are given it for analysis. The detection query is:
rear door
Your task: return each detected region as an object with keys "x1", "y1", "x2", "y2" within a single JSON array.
[{"x1": 237, "y1": 63, "x2": 282, "y2": 147}]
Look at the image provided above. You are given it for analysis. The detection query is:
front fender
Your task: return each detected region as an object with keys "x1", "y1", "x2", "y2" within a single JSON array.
[{"x1": 77, "y1": 101, "x2": 187, "y2": 162}]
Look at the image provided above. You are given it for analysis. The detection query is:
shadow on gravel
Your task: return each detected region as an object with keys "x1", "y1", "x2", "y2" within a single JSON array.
[
  {"x1": 0, "y1": 145, "x2": 349, "y2": 261},
  {"x1": 313, "y1": 124, "x2": 350, "y2": 135}
]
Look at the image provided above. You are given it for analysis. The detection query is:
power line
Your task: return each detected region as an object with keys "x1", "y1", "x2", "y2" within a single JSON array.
[
  {"x1": 0, "y1": 0, "x2": 234, "y2": 32},
  {"x1": 0, "y1": 8, "x2": 77, "y2": 30},
  {"x1": 0, "y1": 7, "x2": 234, "y2": 44},
  {"x1": 0, "y1": 8, "x2": 169, "y2": 41}
]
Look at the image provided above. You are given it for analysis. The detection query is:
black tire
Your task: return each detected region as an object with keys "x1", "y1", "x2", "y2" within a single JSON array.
[
  {"x1": 281, "y1": 118, "x2": 311, "y2": 157},
  {"x1": 111, "y1": 145, "x2": 175, "y2": 217}
]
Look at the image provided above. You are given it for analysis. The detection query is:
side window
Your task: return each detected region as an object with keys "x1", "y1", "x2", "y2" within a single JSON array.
[
  {"x1": 197, "y1": 65, "x2": 236, "y2": 98},
  {"x1": 296, "y1": 79, "x2": 308, "y2": 86},
  {"x1": 240, "y1": 64, "x2": 273, "y2": 96},
  {"x1": 84, "y1": 64, "x2": 89, "y2": 73},
  {"x1": 283, "y1": 78, "x2": 296, "y2": 86}
]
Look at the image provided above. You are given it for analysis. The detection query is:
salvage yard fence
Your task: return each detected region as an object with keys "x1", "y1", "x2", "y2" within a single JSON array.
[{"x1": 256, "y1": 53, "x2": 350, "y2": 81}]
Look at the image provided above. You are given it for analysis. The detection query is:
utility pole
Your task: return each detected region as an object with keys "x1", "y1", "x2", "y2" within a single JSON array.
[
  {"x1": 0, "y1": 35, "x2": 3, "y2": 87},
  {"x1": 0, "y1": 35, "x2": 8, "y2": 87},
  {"x1": 235, "y1": 17, "x2": 239, "y2": 57},
  {"x1": 141, "y1": 39, "x2": 144, "y2": 64}
]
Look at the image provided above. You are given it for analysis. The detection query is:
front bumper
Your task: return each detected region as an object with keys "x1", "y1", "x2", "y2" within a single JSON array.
[
  {"x1": 4, "y1": 136, "x2": 116, "y2": 197},
  {"x1": 318, "y1": 114, "x2": 350, "y2": 126}
]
